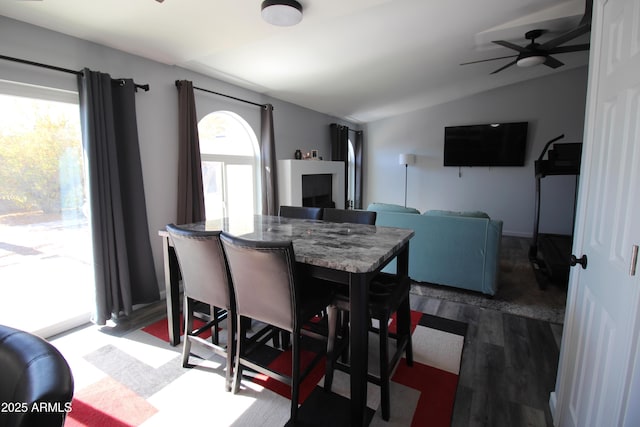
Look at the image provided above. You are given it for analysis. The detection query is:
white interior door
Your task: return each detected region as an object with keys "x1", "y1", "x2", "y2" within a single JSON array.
[{"x1": 551, "y1": 0, "x2": 640, "y2": 425}]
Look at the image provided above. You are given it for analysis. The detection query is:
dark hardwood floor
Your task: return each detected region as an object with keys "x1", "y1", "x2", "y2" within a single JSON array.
[{"x1": 410, "y1": 293, "x2": 563, "y2": 427}]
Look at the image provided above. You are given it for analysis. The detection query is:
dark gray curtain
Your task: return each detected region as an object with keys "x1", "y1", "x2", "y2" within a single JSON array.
[
  {"x1": 78, "y1": 69, "x2": 159, "y2": 326},
  {"x1": 261, "y1": 104, "x2": 278, "y2": 215},
  {"x1": 330, "y1": 123, "x2": 350, "y2": 208},
  {"x1": 176, "y1": 80, "x2": 206, "y2": 224},
  {"x1": 353, "y1": 130, "x2": 364, "y2": 209}
]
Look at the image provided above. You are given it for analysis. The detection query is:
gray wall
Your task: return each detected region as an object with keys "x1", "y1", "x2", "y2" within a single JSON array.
[
  {"x1": 364, "y1": 67, "x2": 589, "y2": 237},
  {"x1": 0, "y1": 16, "x2": 356, "y2": 291}
]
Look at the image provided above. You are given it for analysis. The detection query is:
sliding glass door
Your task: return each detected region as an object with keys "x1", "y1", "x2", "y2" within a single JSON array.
[{"x1": 0, "y1": 83, "x2": 94, "y2": 338}]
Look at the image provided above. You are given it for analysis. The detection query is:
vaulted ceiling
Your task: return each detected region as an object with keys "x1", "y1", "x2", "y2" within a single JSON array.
[{"x1": 0, "y1": 0, "x2": 591, "y2": 123}]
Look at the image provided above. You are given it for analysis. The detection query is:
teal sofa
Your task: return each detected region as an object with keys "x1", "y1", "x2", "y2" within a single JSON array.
[{"x1": 367, "y1": 203, "x2": 503, "y2": 296}]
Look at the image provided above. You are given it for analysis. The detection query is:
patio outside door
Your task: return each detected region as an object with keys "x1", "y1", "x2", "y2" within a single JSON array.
[{"x1": 0, "y1": 86, "x2": 94, "y2": 338}]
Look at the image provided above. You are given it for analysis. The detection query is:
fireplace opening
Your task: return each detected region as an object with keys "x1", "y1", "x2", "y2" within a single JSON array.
[{"x1": 302, "y1": 174, "x2": 334, "y2": 208}]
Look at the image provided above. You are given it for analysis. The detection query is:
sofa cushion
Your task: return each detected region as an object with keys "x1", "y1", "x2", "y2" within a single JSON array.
[
  {"x1": 367, "y1": 202, "x2": 420, "y2": 214},
  {"x1": 423, "y1": 209, "x2": 490, "y2": 219}
]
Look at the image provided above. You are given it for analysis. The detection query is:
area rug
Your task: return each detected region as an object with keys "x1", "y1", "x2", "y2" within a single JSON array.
[{"x1": 55, "y1": 311, "x2": 467, "y2": 427}]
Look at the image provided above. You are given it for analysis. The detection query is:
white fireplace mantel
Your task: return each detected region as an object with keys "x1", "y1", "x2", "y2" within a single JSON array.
[{"x1": 277, "y1": 160, "x2": 345, "y2": 209}]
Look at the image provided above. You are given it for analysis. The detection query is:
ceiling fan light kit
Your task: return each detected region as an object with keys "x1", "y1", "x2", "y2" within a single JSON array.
[
  {"x1": 261, "y1": 0, "x2": 303, "y2": 27},
  {"x1": 517, "y1": 55, "x2": 546, "y2": 67}
]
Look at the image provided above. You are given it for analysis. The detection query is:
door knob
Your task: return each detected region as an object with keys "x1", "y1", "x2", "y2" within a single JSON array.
[{"x1": 570, "y1": 254, "x2": 588, "y2": 269}]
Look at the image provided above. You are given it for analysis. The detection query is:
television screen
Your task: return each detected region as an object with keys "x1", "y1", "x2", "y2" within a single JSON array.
[{"x1": 443, "y1": 122, "x2": 528, "y2": 167}]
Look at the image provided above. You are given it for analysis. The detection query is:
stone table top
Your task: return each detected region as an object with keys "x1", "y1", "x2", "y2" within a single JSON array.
[{"x1": 166, "y1": 215, "x2": 414, "y2": 274}]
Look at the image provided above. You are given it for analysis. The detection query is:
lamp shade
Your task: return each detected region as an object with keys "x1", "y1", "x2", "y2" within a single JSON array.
[
  {"x1": 261, "y1": 0, "x2": 303, "y2": 26},
  {"x1": 399, "y1": 153, "x2": 416, "y2": 166}
]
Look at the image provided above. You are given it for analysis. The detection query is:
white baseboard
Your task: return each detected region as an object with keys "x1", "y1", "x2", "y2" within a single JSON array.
[{"x1": 36, "y1": 312, "x2": 92, "y2": 339}]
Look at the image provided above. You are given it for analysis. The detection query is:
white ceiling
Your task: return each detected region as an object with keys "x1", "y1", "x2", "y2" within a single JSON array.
[{"x1": 0, "y1": 0, "x2": 591, "y2": 123}]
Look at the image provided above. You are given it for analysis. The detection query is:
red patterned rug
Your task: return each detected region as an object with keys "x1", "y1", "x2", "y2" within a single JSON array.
[{"x1": 58, "y1": 310, "x2": 466, "y2": 426}]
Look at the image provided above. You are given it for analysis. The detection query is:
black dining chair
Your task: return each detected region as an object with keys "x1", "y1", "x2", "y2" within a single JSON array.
[
  {"x1": 325, "y1": 273, "x2": 412, "y2": 421},
  {"x1": 220, "y1": 232, "x2": 338, "y2": 424},
  {"x1": 322, "y1": 207, "x2": 376, "y2": 225},
  {"x1": 279, "y1": 205, "x2": 323, "y2": 220},
  {"x1": 166, "y1": 224, "x2": 236, "y2": 391},
  {"x1": 321, "y1": 208, "x2": 413, "y2": 421}
]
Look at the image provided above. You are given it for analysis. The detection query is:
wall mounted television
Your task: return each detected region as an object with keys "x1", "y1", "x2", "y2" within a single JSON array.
[{"x1": 443, "y1": 122, "x2": 529, "y2": 167}]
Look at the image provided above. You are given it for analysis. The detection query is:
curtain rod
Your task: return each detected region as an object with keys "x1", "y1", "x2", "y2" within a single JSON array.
[
  {"x1": 334, "y1": 124, "x2": 362, "y2": 134},
  {"x1": 176, "y1": 80, "x2": 267, "y2": 109},
  {"x1": 0, "y1": 54, "x2": 150, "y2": 92}
]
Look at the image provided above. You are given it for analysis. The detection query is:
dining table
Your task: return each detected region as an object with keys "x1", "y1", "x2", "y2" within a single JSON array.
[{"x1": 158, "y1": 214, "x2": 414, "y2": 426}]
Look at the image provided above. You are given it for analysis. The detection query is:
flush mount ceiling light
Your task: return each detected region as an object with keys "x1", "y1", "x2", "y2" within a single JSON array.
[{"x1": 261, "y1": 0, "x2": 303, "y2": 27}]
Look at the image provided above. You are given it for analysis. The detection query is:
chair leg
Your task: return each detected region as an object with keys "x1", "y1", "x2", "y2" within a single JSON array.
[
  {"x1": 211, "y1": 305, "x2": 219, "y2": 345},
  {"x1": 339, "y1": 310, "x2": 350, "y2": 363},
  {"x1": 323, "y1": 305, "x2": 338, "y2": 392},
  {"x1": 280, "y1": 330, "x2": 291, "y2": 349},
  {"x1": 225, "y1": 308, "x2": 237, "y2": 392},
  {"x1": 272, "y1": 327, "x2": 282, "y2": 349},
  {"x1": 399, "y1": 296, "x2": 413, "y2": 366},
  {"x1": 290, "y1": 330, "x2": 301, "y2": 422},
  {"x1": 379, "y1": 312, "x2": 391, "y2": 422},
  {"x1": 182, "y1": 297, "x2": 194, "y2": 368},
  {"x1": 232, "y1": 313, "x2": 245, "y2": 394}
]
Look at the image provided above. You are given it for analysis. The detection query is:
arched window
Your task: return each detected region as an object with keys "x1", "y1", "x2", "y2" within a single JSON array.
[{"x1": 198, "y1": 111, "x2": 260, "y2": 220}]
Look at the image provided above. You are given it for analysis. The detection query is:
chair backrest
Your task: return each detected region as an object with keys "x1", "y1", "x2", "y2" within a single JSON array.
[
  {"x1": 0, "y1": 325, "x2": 74, "y2": 427},
  {"x1": 279, "y1": 205, "x2": 323, "y2": 220},
  {"x1": 323, "y1": 208, "x2": 377, "y2": 225},
  {"x1": 220, "y1": 233, "x2": 297, "y2": 333},
  {"x1": 166, "y1": 224, "x2": 233, "y2": 311}
]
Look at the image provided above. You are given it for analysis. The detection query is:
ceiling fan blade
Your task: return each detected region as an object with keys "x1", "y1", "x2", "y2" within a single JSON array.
[
  {"x1": 490, "y1": 59, "x2": 518, "y2": 74},
  {"x1": 544, "y1": 56, "x2": 564, "y2": 69},
  {"x1": 492, "y1": 40, "x2": 528, "y2": 53},
  {"x1": 579, "y1": 0, "x2": 593, "y2": 27},
  {"x1": 460, "y1": 54, "x2": 518, "y2": 66},
  {"x1": 540, "y1": 23, "x2": 591, "y2": 50},
  {"x1": 547, "y1": 44, "x2": 590, "y2": 54}
]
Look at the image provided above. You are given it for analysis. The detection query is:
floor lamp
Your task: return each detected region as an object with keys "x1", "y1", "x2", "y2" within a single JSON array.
[{"x1": 399, "y1": 153, "x2": 416, "y2": 207}]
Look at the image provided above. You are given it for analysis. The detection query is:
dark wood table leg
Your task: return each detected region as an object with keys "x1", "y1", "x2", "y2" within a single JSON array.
[
  {"x1": 396, "y1": 242, "x2": 409, "y2": 279},
  {"x1": 162, "y1": 236, "x2": 181, "y2": 347},
  {"x1": 349, "y1": 272, "x2": 370, "y2": 427},
  {"x1": 396, "y1": 243, "x2": 413, "y2": 361}
]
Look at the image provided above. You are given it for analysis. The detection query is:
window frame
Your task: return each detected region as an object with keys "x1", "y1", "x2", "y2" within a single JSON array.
[{"x1": 198, "y1": 110, "x2": 261, "y2": 219}]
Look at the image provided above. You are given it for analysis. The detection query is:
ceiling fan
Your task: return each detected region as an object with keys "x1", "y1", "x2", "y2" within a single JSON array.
[{"x1": 462, "y1": 0, "x2": 592, "y2": 74}]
